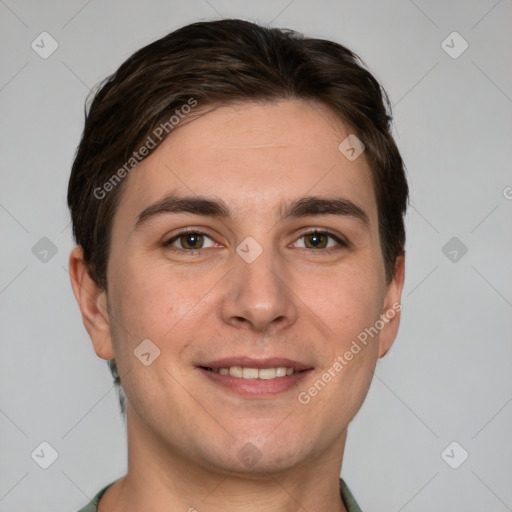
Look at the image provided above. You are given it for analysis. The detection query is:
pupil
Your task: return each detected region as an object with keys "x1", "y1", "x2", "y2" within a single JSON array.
[
  {"x1": 307, "y1": 233, "x2": 326, "y2": 248},
  {"x1": 184, "y1": 233, "x2": 202, "y2": 249}
]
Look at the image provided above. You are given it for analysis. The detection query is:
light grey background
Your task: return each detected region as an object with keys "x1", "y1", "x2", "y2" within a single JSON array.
[{"x1": 1, "y1": 1, "x2": 511, "y2": 511}]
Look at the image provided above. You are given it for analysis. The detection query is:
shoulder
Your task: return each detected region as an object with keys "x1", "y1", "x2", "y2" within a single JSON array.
[
  {"x1": 74, "y1": 481, "x2": 116, "y2": 512},
  {"x1": 339, "y1": 478, "x2": 364, "y2": 512}
]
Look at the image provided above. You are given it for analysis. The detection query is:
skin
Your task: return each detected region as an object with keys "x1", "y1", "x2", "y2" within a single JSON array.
[{"x1": 69, "y1": 99, "x2": 405, "y2": 512}]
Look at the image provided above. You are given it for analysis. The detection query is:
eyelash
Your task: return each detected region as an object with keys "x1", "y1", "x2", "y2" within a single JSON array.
[{"x1": 162, "y1": 228, "x2": 348, "y2": 255}]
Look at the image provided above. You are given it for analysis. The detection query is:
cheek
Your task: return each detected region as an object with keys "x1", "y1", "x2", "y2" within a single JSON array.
[
  {"x1": 109, "y1": 257, "x2": 194, "y2": 339},
  {"x1": 307, "y1": 264, "x2": 384, "y2": 347},
  {"x1": 307, "y1": 271, "x2": 382, "y2": 415}
]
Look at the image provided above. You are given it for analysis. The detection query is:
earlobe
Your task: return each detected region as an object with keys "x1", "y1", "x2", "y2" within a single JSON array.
[
  {"x1": 378, "y1": 253, "x2": 406, "y2": 358},
  {"x1": 68, "y1": 246, "x2": 115, "y2": 360}
]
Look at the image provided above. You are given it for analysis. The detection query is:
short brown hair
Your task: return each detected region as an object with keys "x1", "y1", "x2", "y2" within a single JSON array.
[{"x1": 68, "y1": 18, "x2": 409, "y2": 415}]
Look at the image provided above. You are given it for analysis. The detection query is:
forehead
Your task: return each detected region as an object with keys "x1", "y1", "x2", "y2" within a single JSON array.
[{"x1": 114, "y1": 99, "x2": 377, "y2": 227}]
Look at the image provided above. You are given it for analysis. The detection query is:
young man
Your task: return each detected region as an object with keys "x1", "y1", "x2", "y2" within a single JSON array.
[{"x1": 68, "y1": 18, "x2": 408, "y2": 512}]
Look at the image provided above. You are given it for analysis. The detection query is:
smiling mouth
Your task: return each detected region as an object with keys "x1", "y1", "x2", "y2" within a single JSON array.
[{"x1": 200, "y1": 366, "x2": 308, "y2": 379}]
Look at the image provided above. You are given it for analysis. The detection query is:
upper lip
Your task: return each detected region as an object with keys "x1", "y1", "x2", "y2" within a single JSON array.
[{"x1": 199, "y1": 357, "x2": 313, "y2": 372}]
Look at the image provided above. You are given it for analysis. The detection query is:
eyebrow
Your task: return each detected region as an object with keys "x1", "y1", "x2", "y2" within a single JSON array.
[{"x1": 134, "y1": 194, "x2": 370, "y2": 229}]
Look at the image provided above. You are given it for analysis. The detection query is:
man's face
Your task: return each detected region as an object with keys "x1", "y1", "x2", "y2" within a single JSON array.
[{"x1": 92, "y1": 99, "x2": 403, "y2": 474}]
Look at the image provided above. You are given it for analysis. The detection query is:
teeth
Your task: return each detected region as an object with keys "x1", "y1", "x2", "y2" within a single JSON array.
[
  {"x1": 242, "y1": 367, "x2": 259, "y2": 379},
  {"x1": 209, "y1": 366, "x2": 298, "y2": 379},
  {"x1": 229, "y1": 366, "x2": 243, "y2": 378},
  {"x1": 259, "y1": 368, "x2": 277, "y2": 379}
]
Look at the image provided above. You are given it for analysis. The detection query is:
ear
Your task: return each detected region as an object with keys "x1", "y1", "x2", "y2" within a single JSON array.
[
  {"x1": 377, "y1": 253, "x2": 405, "y2": 358},
  {"x1": 68, "y1": 246, "x2": 114, "y2": 360}
]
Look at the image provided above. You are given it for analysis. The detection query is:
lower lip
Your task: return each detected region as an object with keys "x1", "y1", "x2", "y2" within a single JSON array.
[{"x1": 197, "y1": 367, "x2": 313, "y2": 397}]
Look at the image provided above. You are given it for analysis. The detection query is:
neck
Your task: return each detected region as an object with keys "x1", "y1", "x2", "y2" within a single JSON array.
[{"x1": 100, "y1": 405, "x2": 348, "y2": 512}]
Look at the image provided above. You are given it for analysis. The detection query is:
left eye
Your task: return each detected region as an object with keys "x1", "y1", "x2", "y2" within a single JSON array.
[{"x1": 293, "y1": 231, "x2": 344, "y2": 249}]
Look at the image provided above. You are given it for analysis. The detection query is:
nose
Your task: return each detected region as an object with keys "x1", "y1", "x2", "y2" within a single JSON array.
[{"x1": 219, "y1": 241, "x2": 298, "y2": 334}]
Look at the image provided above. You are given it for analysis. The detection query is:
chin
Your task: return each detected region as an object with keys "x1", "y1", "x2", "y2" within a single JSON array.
[{"x1": 199, "y1": 438, "x2": 308, "y2": 476}]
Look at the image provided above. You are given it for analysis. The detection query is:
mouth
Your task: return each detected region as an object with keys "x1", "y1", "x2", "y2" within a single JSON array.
[
  {"x1": 200, "y1": 366, "x2": 307, "y2": 379},
  {"x1": 196, "y1": 357, "x2": 314, "y2": 397}
]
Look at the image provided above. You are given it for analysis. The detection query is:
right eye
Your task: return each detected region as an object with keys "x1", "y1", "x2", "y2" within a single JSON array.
[{"x1": 163, "y1": 230, "x2": 217, "y2": 253}]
